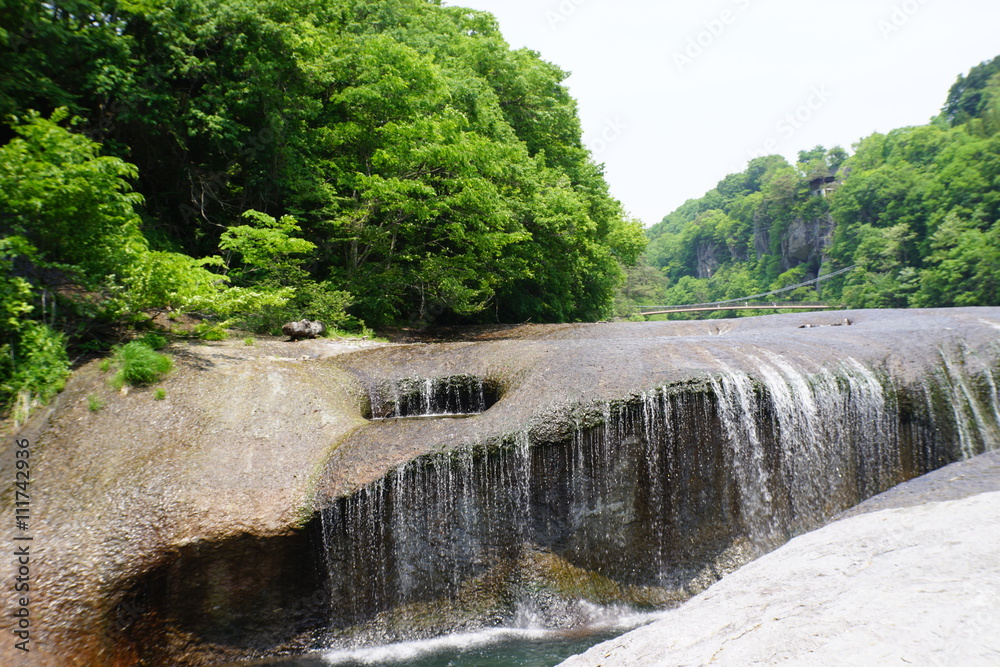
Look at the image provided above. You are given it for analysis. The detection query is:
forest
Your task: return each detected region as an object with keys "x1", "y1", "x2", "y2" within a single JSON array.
[
  {"x1": 2, "y1": 1, "x2": 998, "y2": 424},
  {"x1": 626, "y1": 56, "x2": 1000, "y2": 317},
  {"x1": 1, "y1": 0, "x2": 645, "y2": 420}
]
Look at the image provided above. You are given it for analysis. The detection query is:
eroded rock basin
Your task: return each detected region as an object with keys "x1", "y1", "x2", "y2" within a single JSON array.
[{"x1": 2, "y1": 309, "x2": 999, "y2": 665}]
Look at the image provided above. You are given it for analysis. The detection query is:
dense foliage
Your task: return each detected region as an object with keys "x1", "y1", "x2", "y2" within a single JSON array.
[
  {"x1": 0, "y1": 110, "x2": 222, "y2": 420},
  {"x1": 2, "y1": 0, "x2": 642, "y2": 324},
  {"x1": 632, "y1": 58, "x2": 1000, "y2": 316},
  {"x1": 1, "y1": 0, "x2": 643, "y2": 420}
]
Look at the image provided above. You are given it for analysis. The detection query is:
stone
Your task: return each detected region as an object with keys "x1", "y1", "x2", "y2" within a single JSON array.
[
  {"x1": 559, "y1": 453, "x2": 1000, "y2": 667},
  {"x1": 281, "y1": 318, "x2": 325, "y2": 340}
]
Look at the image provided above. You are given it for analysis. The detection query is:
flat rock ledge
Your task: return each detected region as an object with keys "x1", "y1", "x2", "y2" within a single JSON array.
[{"x1": 560, "y1": 451, "x2": 1000, "y2": 667}]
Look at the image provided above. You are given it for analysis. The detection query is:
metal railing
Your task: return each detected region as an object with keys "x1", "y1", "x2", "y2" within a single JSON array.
[{"x1": 638, "y1": 265, "x2": 855, "y2": 314}]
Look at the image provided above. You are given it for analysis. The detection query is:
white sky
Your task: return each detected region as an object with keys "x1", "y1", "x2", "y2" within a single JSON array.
[{"x1": 443, "y1": 0, "x2": 1000, "y2": 227}]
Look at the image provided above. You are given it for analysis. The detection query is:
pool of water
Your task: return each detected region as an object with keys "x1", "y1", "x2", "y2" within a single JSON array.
[{"x1": 251, "y1": 620, "x2": 657, "y2": 667}]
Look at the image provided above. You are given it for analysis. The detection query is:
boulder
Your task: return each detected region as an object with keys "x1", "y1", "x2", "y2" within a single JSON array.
[{"x1": 282, "y1": 319, "x2": 325, "y2": 340}]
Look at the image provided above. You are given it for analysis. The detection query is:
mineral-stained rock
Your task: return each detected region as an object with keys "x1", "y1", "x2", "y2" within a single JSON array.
[{"x1": 282, "y1": 318, "x2": 325, "y2": 340}]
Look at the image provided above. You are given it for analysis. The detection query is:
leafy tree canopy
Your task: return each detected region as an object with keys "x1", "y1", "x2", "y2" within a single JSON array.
[
  {"x1": 1, "y1": 0, "x2": 641, "y2": 328},
  {"x1": 638, "y1": 57, "x2": 1000, "y2": 319},
  {"x1": 1, "y1": 0, "x2": 643, "y2": 418}
]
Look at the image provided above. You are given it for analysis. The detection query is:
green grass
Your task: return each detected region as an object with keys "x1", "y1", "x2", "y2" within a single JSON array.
[
  {"x1": 324, "y1": 326, "x2": 387, "y2": 342},
  {"x1": 243, "y1": 336, "x2": 255, "y2": 346},
  {"x1": 107, "y1": 341, "x2": 173, "y2": 389},
  {"x1": 86, "y1": 394, "x2": 105, "y2": 412},
  {"x1": 139, "y1": 332, "x2": 169, "y2": 350},
  {"x1": 153, "y1": 388, "x2": 166, "y2": 400}
]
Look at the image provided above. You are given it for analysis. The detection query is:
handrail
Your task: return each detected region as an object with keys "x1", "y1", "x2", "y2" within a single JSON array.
[
  {"x1": 641, "y1": 303, "x2": 838, "y2": 316},
  {"x1": 638, "y1": 265, "x2": 856, "y2": 313}
]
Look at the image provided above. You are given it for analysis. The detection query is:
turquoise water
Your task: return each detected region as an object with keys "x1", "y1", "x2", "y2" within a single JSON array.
[{"x1": 254, "y1": 626, "x2": 635, "y2": 667}]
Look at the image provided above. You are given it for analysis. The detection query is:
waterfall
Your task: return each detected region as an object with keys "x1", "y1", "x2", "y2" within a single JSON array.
[
  {"x1": 708, "y1": 357, "x2": 898, "y2": 550},
  {"x1": 368, "y1": 375, "x2": 495, "y2": 419},
  {"x1": 320, "y1": 355, "x2": 1000, "y2": 644},
  {"x1": 938, "y1": 348, "x2": 1000, "y2": 459}
]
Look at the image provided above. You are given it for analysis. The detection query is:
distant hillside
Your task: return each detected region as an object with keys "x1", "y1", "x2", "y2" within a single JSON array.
[{"x1": 626, "y1": 56, "x2": 1000, "y2": 316}]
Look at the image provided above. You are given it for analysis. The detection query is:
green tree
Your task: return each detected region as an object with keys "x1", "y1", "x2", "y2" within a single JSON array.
[
  {"x1": 916, "y1": 212, "x2": 1000, "y2": 307},
  {"x1": 943, "y1": 55, "x2": 1000, "y2": 125},
  {"x1": 0, "y1": 110, "x2": 227, "y2": 418}
]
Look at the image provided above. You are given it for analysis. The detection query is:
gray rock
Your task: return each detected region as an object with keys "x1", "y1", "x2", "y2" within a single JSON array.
[
  {"x1": 281, "y1": 318, "x2": 325, "y2": 340},
  {"x1": 559, "y1": 455, "x2": 1000, "y2": 667}
]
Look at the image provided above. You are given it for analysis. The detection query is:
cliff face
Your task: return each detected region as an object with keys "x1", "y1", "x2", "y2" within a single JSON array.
[
  {"x1": 2, "y1": 310, "x2": 999, "y2": 665},
  {"x1": 780, "y1": 213, "x2": 834, "y2": 272},
  {"x1": 696, "y1": 239, "x2": 721, "y2": 278},
  {"x1": 747, "y1": 208, "x2": 836, "y2": 280}
]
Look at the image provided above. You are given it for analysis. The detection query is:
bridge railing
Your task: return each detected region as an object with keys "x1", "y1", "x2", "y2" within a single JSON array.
[
  {"x1": 640, "y1": 302, "x2": 840, "y2": 316},
  {"x1": 637, "y1": 265, "x2": 856, "y2": 315}
]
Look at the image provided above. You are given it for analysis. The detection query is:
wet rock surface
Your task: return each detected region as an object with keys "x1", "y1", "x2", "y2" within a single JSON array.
[
  {"x1": 0, "y1": 309, "x2": 998, "y2": 665},
  {"x1": 836, "y1": 448, "x2": 1000, "y2": 517},
  {"x1": 559, "y1": 451, "x2": 1000, "y2": 667}
]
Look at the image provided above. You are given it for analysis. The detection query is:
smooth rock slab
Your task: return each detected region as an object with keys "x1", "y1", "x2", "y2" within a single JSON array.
[{"x1": 560, "y1": 488, "x2": 1000, "y2": 666}]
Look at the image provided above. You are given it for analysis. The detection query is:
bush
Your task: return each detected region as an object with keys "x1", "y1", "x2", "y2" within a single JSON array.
[
  {"x1": 120, "y1": 251, "x2": 227, "y2": 318},
  {"x1": 0, "y1": 322, "x2": 71, "y2": 423},
  {"x1": 107, "y1": 341, "x2": 172, "y2": 389},
  {"x1": 139, "y1": 332, "x2": 168, "y2": 350},
  {"x1": 229, "y1": 281, "x2": 354, "y2": 335},
  {"x1": 195, "y1": 323, "x2": 228, "y2": 341}
]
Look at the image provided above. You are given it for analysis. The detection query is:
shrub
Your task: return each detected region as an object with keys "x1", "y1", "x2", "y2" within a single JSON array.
[
  {"x1": 229, "y1": 281, "x2": 354, "y2": 335},
  {"x1": 140, "y1": 332, "x2": 168, "y2": 350},
  {"x1": 0, "y1": 322, "x2": 71, "y2": 423},
  {"x1": 195, "y1": 323, "x2": 228, "y2": 341},
  {"x1": 108, "y1": 341, "x2": 172, "y2": 389}
]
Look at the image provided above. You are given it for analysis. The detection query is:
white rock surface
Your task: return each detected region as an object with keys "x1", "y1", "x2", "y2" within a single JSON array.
[{"x1": 560, "y1": 491, "x2": 1000, "y2": 666}]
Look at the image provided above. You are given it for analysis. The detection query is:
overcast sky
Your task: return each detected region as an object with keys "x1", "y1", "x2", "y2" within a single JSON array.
[{"x1": 442, "y1": 0, "x2": 1000, "y2": 227}]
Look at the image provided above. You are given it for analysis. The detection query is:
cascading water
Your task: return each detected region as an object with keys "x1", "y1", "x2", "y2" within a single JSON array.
[
  {"x1": 709, "y1": 357, "x2": 899, "y2": 552},
  {"x1": 938, "y1": 347, "x2": 1000, "y2": 459},
  {"x1": 318, "y1": 353, "x2": 1000, "y2": 652},
  {"x1": 368, "y1": 375, "x2": 496, "y2": 419}
]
